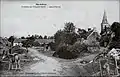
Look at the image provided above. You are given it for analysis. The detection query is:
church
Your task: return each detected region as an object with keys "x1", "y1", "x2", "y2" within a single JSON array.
[
  {"x1": 100, "y1": 11, "x2": 111, "y2": 35},
  {"x1": 99, "y1": 11, "x2": 112, "y2": 47}
]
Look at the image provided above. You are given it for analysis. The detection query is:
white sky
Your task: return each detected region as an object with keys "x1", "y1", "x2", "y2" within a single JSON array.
[{"x1": 0, "y1": 0, "x2": 120, "y2": 37}]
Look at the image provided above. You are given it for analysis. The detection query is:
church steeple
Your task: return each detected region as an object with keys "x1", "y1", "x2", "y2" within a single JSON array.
[
  {"x1": 102, "y1": 10, "x2": 108, "y2": 24},
  {"x1": 100, "y1": 10, "x2": 110, "y2": 35}
]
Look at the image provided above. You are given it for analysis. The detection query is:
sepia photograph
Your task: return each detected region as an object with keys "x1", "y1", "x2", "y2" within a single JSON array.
[{"x1": 0, "y1": 0, "x2": 120, "y2": 76}]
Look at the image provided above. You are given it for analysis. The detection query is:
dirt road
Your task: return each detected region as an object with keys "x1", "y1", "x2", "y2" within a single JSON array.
[
  {"x1": 20, "y1": 48, "x2": 63, "y2": 76},
  {"x1": 20, "y1": 48, "x2": 98, "y2": 76}
]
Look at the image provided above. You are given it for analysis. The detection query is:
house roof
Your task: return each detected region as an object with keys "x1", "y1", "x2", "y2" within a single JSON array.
[
  {"x1": 35, "y1": 39, "x2": 54, "y2": 44},
  {"x1": 87, "y1": 28, "x2": 100, "y2": 39}
]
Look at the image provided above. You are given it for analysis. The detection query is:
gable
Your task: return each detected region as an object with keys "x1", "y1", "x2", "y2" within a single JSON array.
[{"x1": 87, "y1": 29, "x2": 99, "y2": 40}]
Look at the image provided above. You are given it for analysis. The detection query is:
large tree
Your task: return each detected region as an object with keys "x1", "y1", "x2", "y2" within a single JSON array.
[
  {"x1": 63, "y1": 22, "x2": 78, "y2": 45},
  {"x1": 64, "y1": 22, "x2": 75, "y2": 33},
  {"x1": 54, "y1": 22, "x2": 78, "y2": 49},
  {"x1": 109, "y1": 22, "x2": 120, "y2": 49}
]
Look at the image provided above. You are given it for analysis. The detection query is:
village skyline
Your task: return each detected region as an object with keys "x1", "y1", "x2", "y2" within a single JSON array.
[{"x1": 1, "y1": 0, "x2": 119, "y2": 38}]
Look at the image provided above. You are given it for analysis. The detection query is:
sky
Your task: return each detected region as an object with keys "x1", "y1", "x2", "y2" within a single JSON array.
[{"x1": 0, "y1": 0, "x2": 120, "y2": 38}]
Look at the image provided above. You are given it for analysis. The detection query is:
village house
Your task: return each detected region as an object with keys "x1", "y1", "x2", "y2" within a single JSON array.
[
  {"x1": 83, "y1": 28, "x2": 100, "y2": 53},
  {"x1": 88, "y1": 29, "x2": 100, "y2": 51},
  {"x1": 87, "y1": 27, "x2": 100, "y2": 44}
]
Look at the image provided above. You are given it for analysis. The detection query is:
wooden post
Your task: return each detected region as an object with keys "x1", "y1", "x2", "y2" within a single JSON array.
[
  {"x1": 114, "y1": 57, "x2": 119, "y2": 76},
  {"x1": 99, "y1": 59, "x2": 103, "y2": 76}
]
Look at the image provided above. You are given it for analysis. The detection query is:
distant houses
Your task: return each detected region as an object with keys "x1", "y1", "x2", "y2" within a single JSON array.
[
  {"x1": 13, "y1": 38, "x2": 54, "y2": 47},
  {"x1": 35, "y1": 39, "x2": 55, "y2": 45},
  {"x1": 34, "y1": 39, "x2": 55, "y2": 51},
  {"x1": 13, "y1": 38, "x2": 55, "y2": 51},
  {"x1": 13, "y1": 39, "x2": 27, "y2": 46}
]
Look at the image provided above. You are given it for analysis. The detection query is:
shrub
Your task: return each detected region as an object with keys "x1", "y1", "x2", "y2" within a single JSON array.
[
  {"x1": 53, "y1": 44, "x2": 77, "y2": 59},
  {"x1": 53, "y1": 40, "x2": 89, "y2": 59},
  {"x1": 69, "y1": 41, "x2": 88, "y2": 55}
]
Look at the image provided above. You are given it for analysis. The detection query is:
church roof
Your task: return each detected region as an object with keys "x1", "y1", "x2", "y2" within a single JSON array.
[{"x1": 101, "y1": 10, "x2": 109, "y2": 24}]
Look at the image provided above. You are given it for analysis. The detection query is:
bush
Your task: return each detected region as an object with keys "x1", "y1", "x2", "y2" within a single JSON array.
[
  {"x1": 109, "y1": 38, "x2": 120, "y2": 50},
  {"x1": 53, "y1": 44, "x2": 77, "y2": 59},
  {"x1": 53, "y1": 40, "x2": 89, "y2": 59},
  {"x1": 69, "y1": 41, "x2": 88, "y2": 55}
]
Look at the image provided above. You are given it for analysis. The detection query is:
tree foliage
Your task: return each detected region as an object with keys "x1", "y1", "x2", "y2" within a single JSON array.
[
  {"x1": 8, "y1": 36, "x2": 15, "y2": 46},
  {"x1": 77, "y1": 28, "x2": 88, "y2": 39},
  {"x1": 54, "y1": 22, "x2": 78, "y2": 47},
  {"x1": 69, "y1": 41, "x2": 88, "y2": 55},
  {"x1": 44, "y1": 35, "x2": 47, "y2": 39},
  {"x1": 54, "y1": 29, "x2": 64, "y2": 48},
  {"x1": 53, "y1": 44, "x2": 78, "y2": 59},
  {"x1": 109, "y1": 22, "x2": 120, "y2": 49},
  {"x1": 39, "y1": 35, "x2": 43, "y2": 39},
  {"x1": 111, "y1": 22, "x2": 120, "y2": 39},
  {"x1": 22, "y1": 35, "x2": 35, "y2": 48},
  {"x1": 53, "y1": 22, "x2": 80, "y2": 59},
  {"x1": 64, "y1": 22, "x2": 75, "y2": 33}
]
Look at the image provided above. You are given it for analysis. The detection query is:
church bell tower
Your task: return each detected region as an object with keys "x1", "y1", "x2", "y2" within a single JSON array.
[{"x1": 100, "y1": 10, "x2": 110, "y2": 35}]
